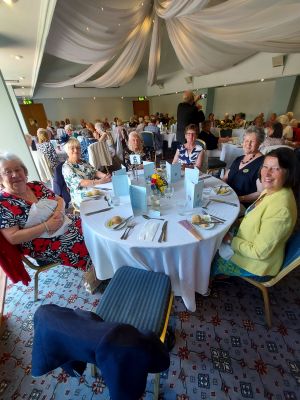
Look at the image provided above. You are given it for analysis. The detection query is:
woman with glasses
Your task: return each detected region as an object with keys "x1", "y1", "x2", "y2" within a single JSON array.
[
  {"x1": 0, "y1": 152, "x2": 91, "y2": 270},
  {"x1": 211, "y1": 147, "x2": 298, "y2": 281}
]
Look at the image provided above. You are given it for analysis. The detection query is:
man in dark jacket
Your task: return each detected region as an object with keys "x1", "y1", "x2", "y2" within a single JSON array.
[{"x1": 176, "y1": 90, "x2": 205, "y2": 144}]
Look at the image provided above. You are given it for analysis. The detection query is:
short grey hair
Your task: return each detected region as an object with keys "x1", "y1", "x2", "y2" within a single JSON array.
[
  {"x1": 64, "y1": 138, "x2": 81, "y2": 153},
  {"x1": 128, "y1": 131, "x2": 144, "y2": 152},
  {"x1": 0, "y1": 152, "x2": 28, "y2": 176},
  {"x1": 244, "y1": 126, "x2": 265, "y2": 145},
  {"x1": 95, "y1": 122, "x2": 104, "y2": 132},
  {"x1": 65, "y1": 124, "x2": 74, "y2": 132}
]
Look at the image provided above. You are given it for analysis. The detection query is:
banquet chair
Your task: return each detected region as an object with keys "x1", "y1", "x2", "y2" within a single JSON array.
[
  {"x1": 0, "y1": 269, "x2": 7, "y2": 327},
  {"x1": 196, "y1": 139, "x2": 226, "y2": 176},
  {"x1": 94, "y1": 266, "x2": 174, "y2": 399},
  {"x1": 88, "y1": 141, "x2": 112, "y2": 173},
  {"x1": 240, "y1": 230, "x2": 300, "y2": 327},
  {"x1": 260, "y1": 144, "x2": 294, "y2": 155},
  {"x1": 22, "y1": 256, "x2": 60, "y2": 302},
  {"x1": 141, "y1": 131, "x2": 158, "y2": 163}
]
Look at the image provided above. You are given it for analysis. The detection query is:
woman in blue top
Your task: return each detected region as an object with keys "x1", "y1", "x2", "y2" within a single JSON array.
[
  {"x1": 223, "y1": 126, "x2": 265, "y2": 207},
  {"x1": 172, "y1": 124, "x2": 204, "y2": 170}
]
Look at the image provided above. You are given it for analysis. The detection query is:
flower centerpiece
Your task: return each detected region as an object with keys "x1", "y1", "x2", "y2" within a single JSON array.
[{"x1": 150, "y1": 173, "x2": 168, "y2": 194}]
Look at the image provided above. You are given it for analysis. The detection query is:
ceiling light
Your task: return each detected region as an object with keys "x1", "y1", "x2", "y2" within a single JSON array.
[
  {"x1": 21, "y1": 86, "x2": 25, "y2": 89},
  {"x1": 61, "y1": 97, "x2": 64, "y2": 100},
  {"x1": 14, "y1": 55, "x2": 23, "y2": 60},
  {"x1": 19, "y1": 76, "x2": 25, "y2": 80},
  {"x1": 101, "y1": 7, "x2": 104, "y2": 11},
  {"x1": 3, "y1": 0, "x2": 18, "y2": 6},
  {"x1": 260, "y1": 78, "x2": 265, "y2": 82},
  {"x1": 93, "y1": 97, "x2": 96, "y2": 100},
  {"x1": 223, "y1": 84, "x2": 227, "y2": 87},
  {"x1": 121, "y1": 96, "x2": 124, "y2": 99},
  {"x1": 86, "y1": 27, "x2": 89, "y2": 31}
]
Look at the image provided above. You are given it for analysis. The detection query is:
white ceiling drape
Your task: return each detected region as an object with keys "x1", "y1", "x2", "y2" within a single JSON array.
[{"x1": 43, "y1": 0, "x2": 300, "y2": 88}]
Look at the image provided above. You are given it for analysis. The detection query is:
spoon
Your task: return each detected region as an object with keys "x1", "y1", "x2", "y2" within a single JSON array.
[{"x1": 142, "y1": 215, "x2": 164, "y2": 221}]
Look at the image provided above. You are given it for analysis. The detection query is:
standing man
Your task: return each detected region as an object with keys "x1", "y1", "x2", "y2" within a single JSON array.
[{"x1": 176, "y1": 90, "x2": 205, "y2": 144}]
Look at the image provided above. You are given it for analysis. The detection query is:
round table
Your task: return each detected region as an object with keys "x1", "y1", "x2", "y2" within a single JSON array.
[{"x1": 81, "y1": 175, "x2": 240, "y2": 311}]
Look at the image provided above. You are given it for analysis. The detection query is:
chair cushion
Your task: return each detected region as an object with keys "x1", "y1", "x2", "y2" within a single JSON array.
[{"x1": 96, "y1": 266, "x2": 171, "y2": 336}]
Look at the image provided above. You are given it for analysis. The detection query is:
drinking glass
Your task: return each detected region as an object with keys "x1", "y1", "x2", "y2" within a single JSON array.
[{"x1": 165, "y1": 186, "x2": 174, "y2": 200}]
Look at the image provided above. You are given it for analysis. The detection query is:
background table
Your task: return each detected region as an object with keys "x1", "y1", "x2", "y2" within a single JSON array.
[
  {"x1": 162, "y1": 132, "x2": 176, "y2": 148},
  {"x1": 81, "y1": 176, "x2": 240, "y2": 311},
  {"x1": 220, "y1": 143, "x2": 244, "y2": 169}
]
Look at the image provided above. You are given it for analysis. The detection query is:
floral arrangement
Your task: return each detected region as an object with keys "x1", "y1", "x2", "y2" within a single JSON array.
[{"x1": 151, "y1": 173, "x2": 168, "y2": 193}]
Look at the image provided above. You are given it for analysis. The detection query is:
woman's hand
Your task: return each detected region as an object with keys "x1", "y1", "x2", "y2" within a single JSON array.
[{"x1": 46, "y1": 212, "x2": 64, "y2": 234}]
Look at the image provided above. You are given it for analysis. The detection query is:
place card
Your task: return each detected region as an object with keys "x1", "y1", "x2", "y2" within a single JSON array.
[
  {"x1": 129, "y1": 185, "x2": 147, "y2": 215},
  {"x1": 166, "y1": 162, "x2": 181, "y2": 183},
  {"x1": 113, "y1": 168, "x2": 127, "y2": 176},
  {"x1": 143, "y1": 161, "x2": 155, "y2": 180},
  {"x1": 185, "y1": 167, "x2": 199, "y2": 185},
  {"x1": 130, "y1": 154, "x2": 141, "y2": 165},
  {"x1": 112, "y1": 174, "x2": 130, "y2": 196},
  {"x1": 186, "y1": 179, "x2": 204, "y2": 209}
]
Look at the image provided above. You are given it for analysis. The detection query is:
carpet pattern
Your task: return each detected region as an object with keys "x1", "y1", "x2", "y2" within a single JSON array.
[{"x1": 0, "y1": 265, "x2": 300, "y2": 400}]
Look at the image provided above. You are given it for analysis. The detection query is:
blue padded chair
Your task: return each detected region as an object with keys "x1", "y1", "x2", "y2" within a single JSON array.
[
  {"x1": 241, "y1": 230, "x2": 300, "y2": 327},
  {"x1": 141, "y1": 131, "x2": 157, "y2": 163},
  {"x1": 95, "y1": 266, "x2": 173, "y2": 399}
]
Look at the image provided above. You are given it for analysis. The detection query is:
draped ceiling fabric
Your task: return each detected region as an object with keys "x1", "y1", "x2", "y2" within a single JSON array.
[{"x1": 43, "y1": 0, "x2": 300, "y2": 89}]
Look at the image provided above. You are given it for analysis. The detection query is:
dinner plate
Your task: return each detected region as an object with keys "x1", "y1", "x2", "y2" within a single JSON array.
[
  {"x1": 83, "y1": 190, "x2": 104, "y2": 199},
  {"x1": 105, "y1": 216, "x2": 125, "y2": 229},
  {"x1": 212, "y1": 186, "x2": 232, "y2": 196},
  {"x1": 190, "y1": 214, "x2": 214, "y2": 230}
]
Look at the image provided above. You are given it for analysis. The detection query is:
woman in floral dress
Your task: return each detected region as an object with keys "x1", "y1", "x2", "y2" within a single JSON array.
[{"x1": 36, "y1": 128, "x2": 59, "y2": 171}]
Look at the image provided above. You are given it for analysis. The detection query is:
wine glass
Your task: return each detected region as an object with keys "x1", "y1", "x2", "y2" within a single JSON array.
[{"x1": 165, "y1": 186, "x2": 174, "y2": 200}]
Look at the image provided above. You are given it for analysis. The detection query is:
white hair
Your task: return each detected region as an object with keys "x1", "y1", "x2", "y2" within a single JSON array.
[{"x1": 0, "y1": 152, "x2": 28, "y2": 175}]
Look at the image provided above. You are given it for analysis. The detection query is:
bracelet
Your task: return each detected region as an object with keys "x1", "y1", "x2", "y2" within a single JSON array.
[{"x1": 43, "y1": 222, "x2": 50, "y2": 233}]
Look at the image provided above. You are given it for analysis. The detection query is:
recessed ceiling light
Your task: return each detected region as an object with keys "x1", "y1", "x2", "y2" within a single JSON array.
[
  {"x1": 260, "y1": 78, "x2": 265, "y2": 82},
  {"x1": 61, "y1": 97, "x2": 64, "y2": 100},
  {"x1": 19, "y1": 76, "x2": 25, "y2": 80},
  {"x1": 21, "y1": 86, "x2": 25, "y2": 89},
  {"x1": 86, "y1": 27, "x2": 89, "y2": 31},
  {"x1": 223, "y1": 84, "x2": 227, "y2": 87},
  {"x1": 14, "y1": 55, "x2": 23, "y2": 60},
  {"x1": 101, "y1": 7, "x2": 104, "y2": 11},
  {"x1": 93, "y1": 97, "x2": 96, "y2": 100},
  {"x1": 121, "y1": 96, "x2": 124, "y2": 99}
]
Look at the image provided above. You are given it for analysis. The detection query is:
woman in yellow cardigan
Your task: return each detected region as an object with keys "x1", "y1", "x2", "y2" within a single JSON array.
[{"x1": 211, "y1": 147, "x2": 298, "y2": 281}]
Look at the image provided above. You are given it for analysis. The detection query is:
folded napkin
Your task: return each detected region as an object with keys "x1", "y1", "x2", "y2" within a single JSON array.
[
  {"x1": 25, "y1": 199, "x2": 71, "y2": 238},
  {"x1": 137, "y1": 221, "x2": 160, "y2": 241}
]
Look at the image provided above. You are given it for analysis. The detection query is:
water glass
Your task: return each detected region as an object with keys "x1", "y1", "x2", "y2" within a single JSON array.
[
  {"x1": 165, "y1": 186, "x2": 174, "y2": 200},
  {"x1": 176, "y1": 200, "x2": 188, "y2": 216},
  {"x1": 111, "y1": 195, "x2": 120, "y2": 206}
]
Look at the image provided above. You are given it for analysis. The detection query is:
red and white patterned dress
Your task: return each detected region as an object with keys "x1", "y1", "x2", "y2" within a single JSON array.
[{"x1": 0, "y1": 182, "x2": 89, "y2": 270}]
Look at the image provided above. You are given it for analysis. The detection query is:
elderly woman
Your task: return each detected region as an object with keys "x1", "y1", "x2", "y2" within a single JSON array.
[
  {"x1": 259, "y1": 122, "x2": 284, "y2": 152},
  {"x1": 0, "y1": 153, "x2": 90, "y2": 270},
  {"x1": 36, "y1": 128, "x2": 59, "y2": 170},
  {"x1": 172, "y1": 124, "x2": 205, "y2": 170},
  {"x1": 123, "y1": 131, "x2": 151, "y2": 170},
  {"x1": 80, "y1": 128, "x2": 97, "y2": 162},
  {"x1": 211, "y1": 148, "x2": 297, "y2": 280},
  {"x1": 277, "y1": 115, "x2": 293, "y2": 140},
  {"x1": 223, "y1": 126, "x2": 265, "y2": 207},
  {"x1": 62, "y1": 138, "x2": 111, "y2": 207}
]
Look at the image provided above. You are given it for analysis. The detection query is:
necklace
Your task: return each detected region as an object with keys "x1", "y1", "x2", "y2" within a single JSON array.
[{"x1": 240, "y1": 154, "x2": 256, "y2": 165}]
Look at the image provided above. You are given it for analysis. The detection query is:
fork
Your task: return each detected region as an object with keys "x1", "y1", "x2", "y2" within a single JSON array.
[{"x1": 120, "y1": 222, "x2": 136, "y2": 240}]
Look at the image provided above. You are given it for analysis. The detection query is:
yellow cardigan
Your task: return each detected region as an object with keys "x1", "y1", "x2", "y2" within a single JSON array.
[{"x1": 231, "y1": 187, "x2": 297, "y2": 276}]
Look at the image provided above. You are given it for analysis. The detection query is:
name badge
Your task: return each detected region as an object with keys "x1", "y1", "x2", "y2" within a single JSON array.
[{"x1": 243, "y1": 169, "x2": 249, "y2": 173}]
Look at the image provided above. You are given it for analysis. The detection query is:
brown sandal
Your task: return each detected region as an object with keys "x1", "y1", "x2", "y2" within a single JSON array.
[{"x1": 84, "y1": 266, "x2": 101, "y2": 294}]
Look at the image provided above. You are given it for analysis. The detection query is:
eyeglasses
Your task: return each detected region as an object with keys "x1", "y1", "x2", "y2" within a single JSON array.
[
  {"x1": 261, "y1": 165, "x2": 282, "y2": 173},
  {"x1": 0, "y1": 167, "x2": 24, "y2": 177}
]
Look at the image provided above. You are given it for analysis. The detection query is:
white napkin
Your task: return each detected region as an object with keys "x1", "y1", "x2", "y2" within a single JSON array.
[
  {"x1": 25, "y1": 198, "x2": 71, "y2": 238},
  {"x1": 137, "y1": 220, "x2": 160, "y2": 241},
  {"x1": 219, "y1": 243, "x2": 234, "y2": 260}
]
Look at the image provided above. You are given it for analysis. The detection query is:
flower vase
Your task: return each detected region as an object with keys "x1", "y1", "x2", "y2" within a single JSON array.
[{"x1": 150, "y1": 190, "x2": 161, "y2": 211}]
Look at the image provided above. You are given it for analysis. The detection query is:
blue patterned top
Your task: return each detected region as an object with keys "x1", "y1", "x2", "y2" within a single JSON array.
[{"x1": 178, "y1": 144, "x2": 203, "y2": 165}]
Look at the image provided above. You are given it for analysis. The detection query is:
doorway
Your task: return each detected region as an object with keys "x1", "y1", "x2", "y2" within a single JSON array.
[
  {"x1": 132, "y1": 100, "x2": 149, "y2": 117},
  {"x1": 20, "y1": 103, "x2": 48, "y2": 136}
]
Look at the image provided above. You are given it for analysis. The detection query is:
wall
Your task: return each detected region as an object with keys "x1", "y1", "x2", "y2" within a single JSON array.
[
  {"x1": 0, "y1": 70, "x2": 39, "y2": 181},
  {"x1": 213, "y1": 80, "x2": 276, "y2": 121}
]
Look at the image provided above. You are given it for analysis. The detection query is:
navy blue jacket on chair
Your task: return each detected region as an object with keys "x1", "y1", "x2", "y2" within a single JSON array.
[
  {"x1": 32, "y1": 305, "x2": 170, "y2": 400},
  {"x1": 52, "y1": 162, "x2": 71, "y2": 207}
]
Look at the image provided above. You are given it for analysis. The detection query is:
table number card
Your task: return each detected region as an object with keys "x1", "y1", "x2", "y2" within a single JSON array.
[
  {"x1": 129, "y1": 185, "x2": 147, "y2": 215},
  {"x1": 143, "y1": 161, "x2": 155, "y2": 179},
  {"x1": 185, "y1": 180, "x2": 204, "y2": 209},
  {"x1": 130, "y1": 154, "x2": 141, "y2": 165},
  {"x1": 166, "y1": 162, "x2": 181, "y2": 183},
  {"x1": 112, "y1": 174, "x2": 130, "y2": 196},
  {"x1": 185, "y1": 167, "x2": 199, "y2": 185}
]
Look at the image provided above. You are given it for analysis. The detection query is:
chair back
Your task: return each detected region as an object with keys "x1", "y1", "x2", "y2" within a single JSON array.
[
  {"x1": 283, "y1": 230, "x2": 300, "y2": 268},
  {"x1": 141, "y1": 131, "x2": 155, "y2": 149},
  {"x1": 260, "y1": 144, "x2": 294, "y2": 155},
  {"x1": 220, "y1": 129, "x2": 232, "y2": 138},
  {"x1": 88, "y1": 141, "x2": 112, "y2": 169},
  {"x1": 53, "y1": 162, "x2": 71, "y2": 207}
]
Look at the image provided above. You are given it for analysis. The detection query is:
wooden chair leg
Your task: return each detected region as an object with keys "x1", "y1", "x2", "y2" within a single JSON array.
[
  {"x1": 0, "y1": 269, "x2": 7, "y2": 327},
  {"x1": 153, "y1": 372, "x2": 160, "y2": 400},
  {"x1": 260, "y1": 286, "x2": 272, "y2": 327}
]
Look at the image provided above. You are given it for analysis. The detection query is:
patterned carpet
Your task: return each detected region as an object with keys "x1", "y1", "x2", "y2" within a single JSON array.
[{"x1": 1, "y1": 265, "x2": 300, "y2": 400}]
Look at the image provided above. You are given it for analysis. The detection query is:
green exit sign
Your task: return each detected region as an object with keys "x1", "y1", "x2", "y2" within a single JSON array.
[
  {"x1": 138, "y1": 96, "x2": 145, "y2": 101},
  {"x1": 23, "y1": 99, "x2": 33, "y2": 104}
]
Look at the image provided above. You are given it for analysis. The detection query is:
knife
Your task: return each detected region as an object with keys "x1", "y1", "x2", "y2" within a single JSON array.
[
  {"x1": 85, "y1": 207, "x2": 113, "y2": 216},
  {"x1": 158, "y1": 221, "x2": 168, "y2": 243},
  {"x1": 113, "y1": 215, "x2": 133, "y2": 230},
  {"x1": 209, "y1": 198, "x2": 238, "y2": 207}
]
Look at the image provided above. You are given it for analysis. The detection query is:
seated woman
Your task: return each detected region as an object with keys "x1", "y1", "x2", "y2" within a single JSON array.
[
  {"x1": 211, "y1": 147, "x2": 298, "y2": 281},
  {"x1": 172, "y1": 124, "x2": 205, "y2": 170},
  {"x1": 223, "y1": 126, "x2": 265, "y2": 207},
  {"x1": 198, "y1": 120, "x2": 229, "y2": 150},
  {"x1": 259, "y1": 122, "x2": 284, "y2": 153},
  {"x1": 36, "y1": 128, "x2": 59, "y2": 170},
  {"x1": 0, "y1": 153, "x2": 90, "y2": 270},
  {"x1": 62, "y1": 138, "x2": 111, "y2": 208},
  {"x1": 123, "y1": 131, "x2": 152, "y2": 170},
  {"x1": 80, "y1": 128, "x2": 97, "y2": 162}
]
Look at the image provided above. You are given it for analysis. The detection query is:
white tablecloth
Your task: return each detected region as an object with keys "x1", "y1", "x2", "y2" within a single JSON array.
[
  {"x1": 81, "y1": 176, "x2": 240, "y2": 311},
  {"x1": 162, "y1": 132, "x2": 176, "y2": 148}
]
